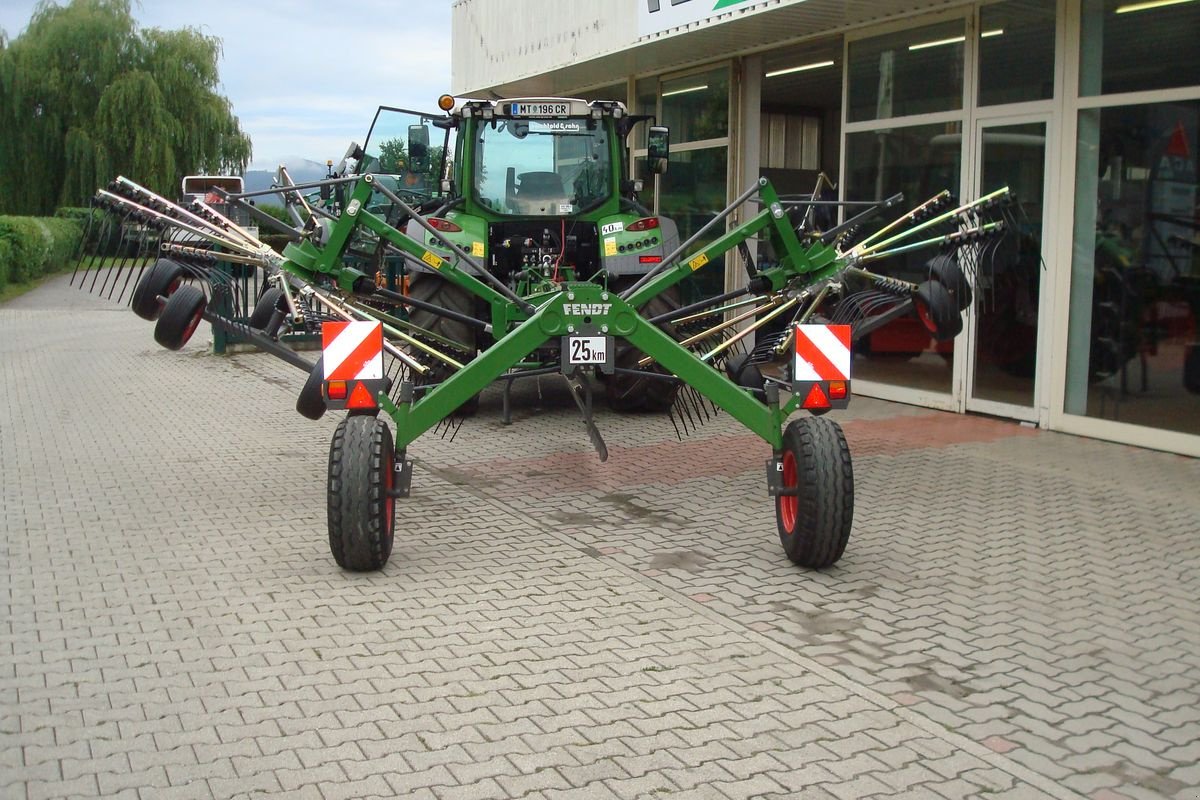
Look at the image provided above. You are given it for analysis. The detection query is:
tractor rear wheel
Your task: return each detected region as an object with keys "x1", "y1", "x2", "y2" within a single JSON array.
[
  {"x1": 406, "y1": 271, "x2": 479, "y2": 414},
  {"x1": 327, "y1": 415, "x2": 395, "y2": 571},
  {"x1": 606, "y1": 278, "x2": 682, "y2": 412},
  {"x1": 297, "y1": 356, "x2": 326, "y2": 420},
  {"x1": 131, "y1": 259, "x2": 185, "y2": 321},
  {"x1": 775, "y1": 416, "x2": 853, "y2": 568},
  {"x1": 153, "y1": 285, "x2": 207, "y2": 350}
]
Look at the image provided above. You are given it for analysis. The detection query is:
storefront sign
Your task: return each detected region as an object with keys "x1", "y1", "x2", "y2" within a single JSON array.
[{"x1": 638, "y1": 0, "x2": 767, "y2": 38}]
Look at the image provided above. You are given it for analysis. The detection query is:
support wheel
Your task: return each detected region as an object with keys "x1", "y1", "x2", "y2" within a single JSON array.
[
  {"x1": 297, "y1": 356, "x2": 326, "y2": 420},
  {"x1": 776, "y1": 416, "x2": 853, "y2": 568},
  {"x1": 607, "y1": 277, "x2": 682, "y2": 412},
  {"x1": 725, "y1": 353, "x2": 765, "y2": 391},
  {"x1": 131, "y1": 258, "x2": 184, "y2": 321},
  {"x1": 915, "y1": 280, "x2": 963, "y2": 341},
  {"x1": 153, "y1": 285, "x2": 207, "y2": 350},
  {"x1": 249, "y1": 287, "x2": 283, "y2": 330},
  {"x1": 327, "y1": 415, "x2": 395, "y2": 571},
  {"x1": 927, "y1": 254, "x2": 972, "y2": 311}
]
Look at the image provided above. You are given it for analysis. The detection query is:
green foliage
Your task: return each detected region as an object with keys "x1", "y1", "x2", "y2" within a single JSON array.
[
  {"x1": 255, "y1": 203, "x2": 291, "y2": 225},
  {"x1": 0, "y1": 0, "x2": 252, "y2": 216},
  {"x1": 0, "y1": 215, "x2": 83, "y2": 291}
]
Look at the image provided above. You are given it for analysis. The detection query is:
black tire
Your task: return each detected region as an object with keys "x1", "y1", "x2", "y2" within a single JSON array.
[
  {"x1": 927, "y1": 254, "x2": 972, "y2": 311},
  {"x1": 153, "y1": 285, "x2": 207, "y2": 350},
  {"x1": 607, "y1": 277, "x2": 682, "y2": 412},
  {"x1": 297, "y1": 356, "x2": 326, "y2": 420},
  {"x1": 915, "y1": 280, "x2": 963, "y2": 341},
  {"x1": 131, "y1": 259, "x2": 185, "y2": 321},
  {"x1": 328, "y1": 415, "x2": 395, "y2": 571},
  {"x1": 776, "y1": 416, "x2": 853, "y2": 568},
  {"x1": 406, "y1": 271, "x2": 480, "y2": 414},
  {"x1": 725, "y1": 353, "x2": 765, "y2": 391},
  {"x1": 249, "y1": 287, "x2": 283, "y2": 330}
]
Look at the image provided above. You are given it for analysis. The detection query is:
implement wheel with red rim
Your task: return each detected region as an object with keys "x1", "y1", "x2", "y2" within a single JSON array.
[
  {"x1": 775, "y1": 416, "x2": 853, "y2": 568},
  {"x1": 327, "y1": 415, "x2": 395, "y2": 571},
  {"x1": 131, "y1": 258, "x2": 185, "y2": 321},
  {"x1": 153, "y1": 285, "x2": 207, "y2": 350},
  {"x1": 915, "y1": 280, "x2": 963, "y2": 341}
]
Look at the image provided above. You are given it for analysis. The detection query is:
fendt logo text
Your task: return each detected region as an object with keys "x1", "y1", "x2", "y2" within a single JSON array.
[{"x1": 563, "y1": 303, "x2": 612, "y2": 317}]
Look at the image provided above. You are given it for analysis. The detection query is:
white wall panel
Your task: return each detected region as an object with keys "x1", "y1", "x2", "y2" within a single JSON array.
[{"x1": 452, "y1": 0, "x2": 638, "y2": 95}]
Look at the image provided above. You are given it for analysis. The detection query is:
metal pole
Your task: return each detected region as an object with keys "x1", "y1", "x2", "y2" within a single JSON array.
[{"x1": 619, "y1": 178, "x2": 767, "y2": 300}]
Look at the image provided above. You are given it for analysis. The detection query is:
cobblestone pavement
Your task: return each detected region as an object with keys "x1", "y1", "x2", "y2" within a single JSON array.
[{"x1": 3, "y1": 275, "x2": 1198, "y2": 800}]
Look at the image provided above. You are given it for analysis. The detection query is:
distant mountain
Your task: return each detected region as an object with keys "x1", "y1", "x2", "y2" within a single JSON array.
[{"x1": 242, "y1": 158, "x2": 332, "y2": 202}]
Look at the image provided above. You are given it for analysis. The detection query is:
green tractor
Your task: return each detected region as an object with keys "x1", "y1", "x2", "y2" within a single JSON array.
[{"x1": 365, "y1": 96, "x2": 684, "y2": 411}]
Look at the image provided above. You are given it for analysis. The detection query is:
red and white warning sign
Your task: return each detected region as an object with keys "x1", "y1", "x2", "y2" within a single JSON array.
[
  {"x1": 793, "y1": 324, "x2": 851, "y2": 382},
  {"x1": 322, "y1": 321, "x2": 384, "y2": 381}
]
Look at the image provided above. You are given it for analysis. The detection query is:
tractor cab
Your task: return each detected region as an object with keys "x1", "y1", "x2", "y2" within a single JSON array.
[{"x1": 400, "y1": 97, "x2": 677, "y2": 290}]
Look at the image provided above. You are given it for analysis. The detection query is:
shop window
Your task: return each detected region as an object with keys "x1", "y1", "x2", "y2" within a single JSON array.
[
  {"x1": 847, "y1": 21, "x2": 964, "y2": 123},
  {"x1": 844, "y1": 122, "x2": 963, "y2": 393},
  {"x1": 1067, "y1": 101, "x2": 1200, "y2": 434},
  {"x1": 662, "y1": 67, "x2": 729, "y2": 143},
  {"x1": 1080, "y1": 0, "x2": 1200, "y2": 96},
  {"x1": 658, "y1": 147, "x2": 729, "y2": 300},
  {"x1": 978, "y1": 0, "x2": 1055, "y2": 106}
]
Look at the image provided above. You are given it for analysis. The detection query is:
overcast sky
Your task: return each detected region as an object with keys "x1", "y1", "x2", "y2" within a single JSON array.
[{"x1": 0, "y1": 0, "x2": 453, "y2": 169}]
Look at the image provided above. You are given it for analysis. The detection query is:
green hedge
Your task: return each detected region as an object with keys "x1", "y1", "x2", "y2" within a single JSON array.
[{"x1": 0, "y1": 215, "x2": 84, "y2": 292}]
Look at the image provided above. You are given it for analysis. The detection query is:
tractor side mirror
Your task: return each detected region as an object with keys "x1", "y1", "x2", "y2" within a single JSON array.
[
  {"x1": 408, "y1": 124, "x2": 430, "y2": 172},
  {"x1": 647, "y1": 126, "x2": 670, "y2": 174}
]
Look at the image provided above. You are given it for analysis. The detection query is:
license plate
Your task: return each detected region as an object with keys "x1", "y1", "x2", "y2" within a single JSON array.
[
  {"x1": 567, "y1": 336, "x2": 608, "y2": 365},
  {"x1": 510, "y1": 101, "x2": 569, "y2": 117}
]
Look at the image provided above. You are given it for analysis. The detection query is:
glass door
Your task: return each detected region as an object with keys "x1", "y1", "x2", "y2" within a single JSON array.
[{"x1": 964, "y1": 118, "x2": 1049, "y2": 420}]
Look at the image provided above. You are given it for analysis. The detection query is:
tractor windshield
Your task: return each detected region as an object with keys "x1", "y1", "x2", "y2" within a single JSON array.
[{"x1": 474, "y1": 118, "x2": 612, "y2": 216}]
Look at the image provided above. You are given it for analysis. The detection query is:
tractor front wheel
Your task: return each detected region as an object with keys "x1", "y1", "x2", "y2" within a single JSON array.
[
  {"x1": 606, "y1": 277, "x2": 682, "y2": 413},
  {"x1": 327, "y1": 415, "x2": 396, "y2": 571},
  {"x1": 775, "y1": 416, "x2": 853, "y2": 568}
]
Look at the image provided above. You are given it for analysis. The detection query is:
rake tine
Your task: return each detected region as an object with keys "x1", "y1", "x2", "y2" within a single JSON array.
[
  {"x1": 79, "y1": 212, "x2": 111, "y2": 290},
  {"x1": 69, "y1": 206, "x2": 98, "y2": 286},
  {"x1": 667, "y1": 407, "x2": 684, "y2": 441},
  {"x1": 90, "y1": 211, "x2": 132, "y2": 294},
  {"x1": 105, "y1": 226, "x2": 149, "y2": 300}
]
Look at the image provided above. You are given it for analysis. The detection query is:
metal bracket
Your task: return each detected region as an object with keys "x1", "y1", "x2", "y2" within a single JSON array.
[
  {"x1": 390, "y1": 452, "x2": 413, "y2": 498},
  {"x1": 768, "y1": 460, "x2": 796, "y2": 496}
]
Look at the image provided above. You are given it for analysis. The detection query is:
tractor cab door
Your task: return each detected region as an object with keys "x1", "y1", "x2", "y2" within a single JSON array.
[{"x1": 359, "y1": 106, "x2": 456, "y2": 209}]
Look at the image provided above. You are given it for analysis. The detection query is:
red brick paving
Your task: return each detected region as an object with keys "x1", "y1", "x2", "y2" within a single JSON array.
[{"x1": 457, "y1": 412, "x2": 1039, "y2": 492}]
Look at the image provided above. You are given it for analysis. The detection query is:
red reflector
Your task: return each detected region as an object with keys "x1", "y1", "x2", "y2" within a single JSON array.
[
  {"x1": 347, "y1": 382, "x2": 377, "y2": 409},
  {"x1": 327, "y1": 380, "x2": 348, "y2": 400},
  {"x1": 828, "y1": 380, "x2": 848, "y2": 400},
  {"x1": 639, "y1": 255, "x2": 662, "y2": 264},
  {"x1": 627, "y1": 216, "x2": 660, "y2": 232},
  {"x1": 801, "y1": 383, "x2": 831, "y2": 409},
  {"x1": 427, "y1": 217, "x2": 462, "y2": 232}
]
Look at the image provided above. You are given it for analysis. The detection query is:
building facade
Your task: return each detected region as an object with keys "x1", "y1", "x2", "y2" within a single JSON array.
[{"x1": 450, "y1": 0, "x2": 1200, "y2": 457}]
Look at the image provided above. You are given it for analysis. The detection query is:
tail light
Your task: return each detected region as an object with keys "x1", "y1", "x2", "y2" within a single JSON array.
[
  {"x1": 627, "y1": 217, "x2": 660, "y2": 232},
  {"x1": 427, "y1": 218, "x2": 462, "y2": 232}
]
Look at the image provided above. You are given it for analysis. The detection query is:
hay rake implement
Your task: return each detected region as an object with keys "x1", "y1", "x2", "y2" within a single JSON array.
[{"x1": 76, "y1": 96, "x2": 1013, "y2": 572}]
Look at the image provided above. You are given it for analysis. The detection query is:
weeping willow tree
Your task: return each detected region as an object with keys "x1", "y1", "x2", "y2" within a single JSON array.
[{"x1": 0, "y1": 0, "x2": 252, "y2": 215}]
